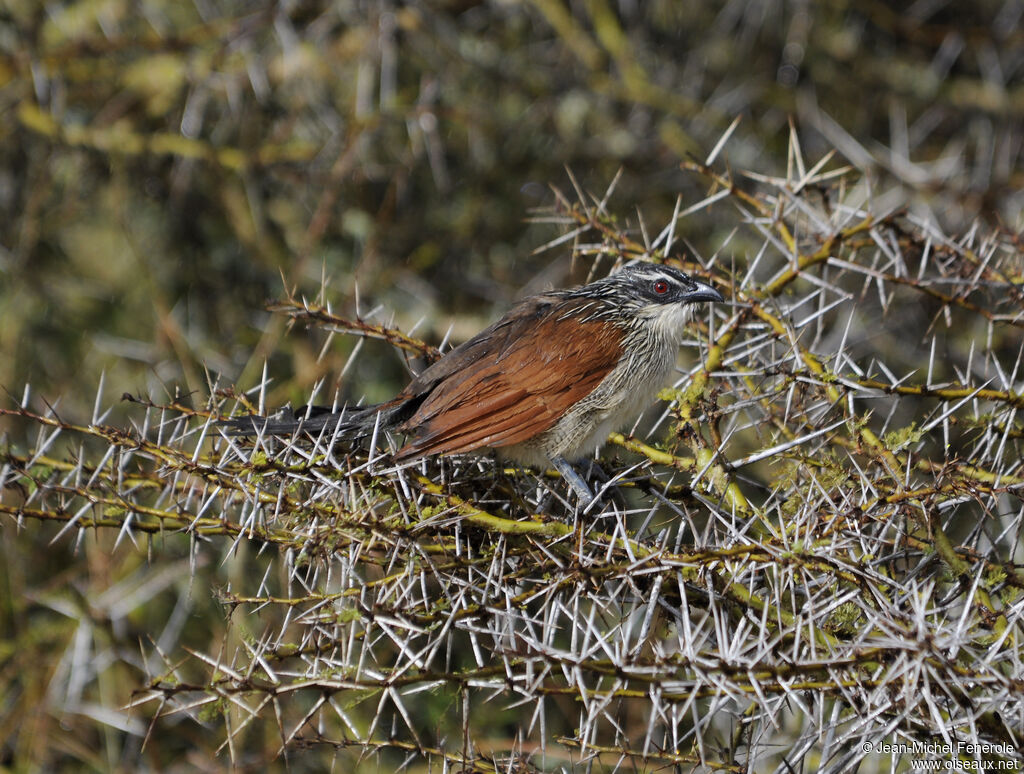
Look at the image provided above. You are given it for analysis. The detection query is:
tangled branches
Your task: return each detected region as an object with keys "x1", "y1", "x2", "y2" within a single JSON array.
[{"x1": 2, "y1": 152, "x2": 1023, "y2": 772}]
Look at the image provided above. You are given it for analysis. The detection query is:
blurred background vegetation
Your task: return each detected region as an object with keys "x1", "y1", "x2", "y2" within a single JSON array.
[
  {"x1": 1, "y1": 0, "x2": 1022, "y2": 770},
  {"x1": 3, "y1": 0, "x2": 1021, "y2": 416}
]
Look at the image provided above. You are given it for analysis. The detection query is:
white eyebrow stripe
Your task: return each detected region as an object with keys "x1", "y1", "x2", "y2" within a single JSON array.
[{"x1": 645, "y1": 270, "x2": 689, "y2": 287}]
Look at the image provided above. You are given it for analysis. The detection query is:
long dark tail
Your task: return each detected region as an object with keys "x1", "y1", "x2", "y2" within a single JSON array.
[{"x1": 217, "y1": 404, "x2": 388, "y2": 439}]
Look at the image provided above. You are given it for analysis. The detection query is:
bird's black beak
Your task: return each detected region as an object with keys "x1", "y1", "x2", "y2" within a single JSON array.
[{"x1": 684, "y1": 279, "x2": 724, "y2": 304}]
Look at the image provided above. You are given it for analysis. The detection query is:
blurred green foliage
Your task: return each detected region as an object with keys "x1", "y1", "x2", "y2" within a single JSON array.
[{"x1": 2, "y1": 0, "x2": 1020, "y2": 418}]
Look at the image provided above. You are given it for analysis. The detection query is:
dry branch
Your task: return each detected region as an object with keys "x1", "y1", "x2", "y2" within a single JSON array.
[{"x1": 3, "y1": 150, "x2": 1023, "y2": 772}]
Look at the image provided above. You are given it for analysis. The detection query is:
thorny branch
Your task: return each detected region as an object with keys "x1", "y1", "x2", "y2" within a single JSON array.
[{"x1": 3, "y1": 149, "x2": 1023, "y2": 771}]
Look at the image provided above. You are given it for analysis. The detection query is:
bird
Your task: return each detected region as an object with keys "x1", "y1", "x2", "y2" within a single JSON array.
[{"x1": 220, "y1": 261, "x2": 722, "y2": 505}]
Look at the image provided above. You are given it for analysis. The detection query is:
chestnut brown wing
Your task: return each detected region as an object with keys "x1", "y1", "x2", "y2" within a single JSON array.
[{"x1": 393, "y1": 297, "x2": 623, "y2": 460}]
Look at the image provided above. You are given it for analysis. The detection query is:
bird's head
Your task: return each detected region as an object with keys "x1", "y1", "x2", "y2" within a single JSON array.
[{"x1": 576, "y1": 262, "x2": 723, "y2": 341}]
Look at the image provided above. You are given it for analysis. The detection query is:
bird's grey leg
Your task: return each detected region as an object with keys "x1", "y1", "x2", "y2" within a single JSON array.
[{"x1": 549, "y1": 456, "x2": 594, "y2": 507}]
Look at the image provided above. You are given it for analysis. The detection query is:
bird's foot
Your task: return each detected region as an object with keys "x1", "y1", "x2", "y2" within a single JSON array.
[{"x1": 549, "y1": 456, "x2": 596, "y2": 510}]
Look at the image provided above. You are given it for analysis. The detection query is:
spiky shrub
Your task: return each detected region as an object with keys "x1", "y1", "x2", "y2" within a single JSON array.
[{"x1": 3, "y1": 156, "x2": 1022, "y2": 772}]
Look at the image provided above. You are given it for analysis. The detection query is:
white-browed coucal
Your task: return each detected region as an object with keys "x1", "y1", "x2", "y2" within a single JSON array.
[{"x1": 221, "y1": 262, "x2": 722, "y2": 504}]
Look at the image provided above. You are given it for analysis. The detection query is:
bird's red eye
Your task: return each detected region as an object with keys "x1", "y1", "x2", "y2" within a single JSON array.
[{"x1": 653, "y1": 280, "x2": 670, "y2": 294}]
